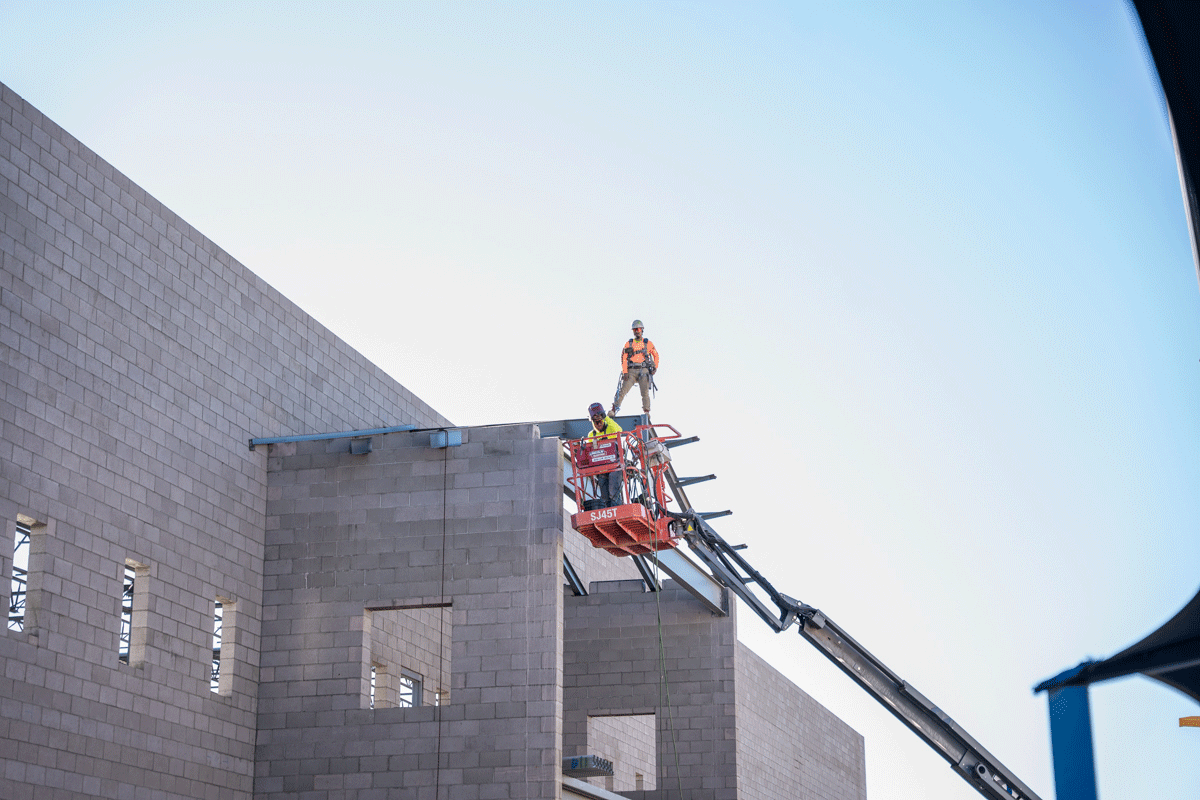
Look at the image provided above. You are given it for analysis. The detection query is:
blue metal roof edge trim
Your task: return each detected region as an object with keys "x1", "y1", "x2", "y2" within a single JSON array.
[{"x1": 249, "y1": 424, "x2": 419, "y2": 450}]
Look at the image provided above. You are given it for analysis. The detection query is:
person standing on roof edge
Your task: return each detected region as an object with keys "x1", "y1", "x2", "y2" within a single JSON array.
[
  {"x1": 610, "y1": 319, "x2": 659, "y2": 417},
  {"x1": 586, "y1": 402, "x2": 624, "y2": 509}
]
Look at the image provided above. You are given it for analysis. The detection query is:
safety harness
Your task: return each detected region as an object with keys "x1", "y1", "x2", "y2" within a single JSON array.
[{"x1": 623, "y1": 338, "x2": 657, "y2": 372}]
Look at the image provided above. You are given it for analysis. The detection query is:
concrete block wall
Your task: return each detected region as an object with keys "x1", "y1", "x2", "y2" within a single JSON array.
[
  {"x1": 565, "y1": 581, "x2": 868, "y2": 800},
  {"x1": 0, "y1": 81, "x2": 447, "y2": 799},
  {"x1": 734, "y1": 643, "x2": 867, "y2": 800},
  {"x1": 563, "y1": 579, "x2": 740, "y2": 800},
  {"x1": 586, "y1": 713, "x2": 657, "y2": 791},
  {"x1": 256, "y1": 423, "x2": 565, "y2": 799}
]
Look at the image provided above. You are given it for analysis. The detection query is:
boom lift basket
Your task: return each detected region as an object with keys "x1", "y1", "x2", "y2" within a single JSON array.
[{"x1": 565, "y1": 424, "x2": 681, "y2": 557}]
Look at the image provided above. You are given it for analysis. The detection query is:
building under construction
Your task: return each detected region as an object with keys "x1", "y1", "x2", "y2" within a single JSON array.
[{"x1": 0, "y1": 83, "x2": 868, "y2": 799}]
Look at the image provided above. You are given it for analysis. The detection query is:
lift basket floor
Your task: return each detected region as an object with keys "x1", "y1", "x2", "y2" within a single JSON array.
[{"x1": 571, "y1": 503, "x2": 675, "y2": 557}]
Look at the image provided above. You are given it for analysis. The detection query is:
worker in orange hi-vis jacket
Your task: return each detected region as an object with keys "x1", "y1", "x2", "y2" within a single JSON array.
[{"x1": 610, "y1": 319, "x2": 659, "y2": 417}]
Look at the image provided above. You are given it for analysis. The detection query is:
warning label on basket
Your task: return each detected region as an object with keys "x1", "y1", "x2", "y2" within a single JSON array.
[{"x1": 577, "y1": 439, "x2": 619, "y2": 469}]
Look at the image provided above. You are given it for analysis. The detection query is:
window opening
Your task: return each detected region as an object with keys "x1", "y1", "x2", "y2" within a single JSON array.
[
  {"x1": 398, "y1": 669, "x2": 423, "y2": 708},
  {"x1": 211, "y1": 597, "x2": 235, "y2": 695},
  {"x1": 369, "y1": 662, "x2": 385, "y2": 709},
  {"x1": 362, "y1": 605, "x2": 450, "y2": 709},
  {"x1": 211, "y1": 601, "x2": 223, "y2": 692},
  {"x1": 119, "y1": 559, "x2": 148, "y2": 666},
  {"x1": 118, "y1": 565, "x2": 135, "y2": 664},
  {"x1": 8, "y1": 521, "x2": 31, "y2": 631}
]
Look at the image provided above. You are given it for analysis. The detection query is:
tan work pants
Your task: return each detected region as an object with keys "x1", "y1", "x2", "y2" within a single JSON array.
[{"x1": 614, "y1": 369, "x2": 652, "y2": 413}]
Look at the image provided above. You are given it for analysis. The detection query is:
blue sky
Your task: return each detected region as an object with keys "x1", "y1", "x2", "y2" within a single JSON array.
[{"x1": 3, "y1": 2, "x2": 1198, "y2": 798}]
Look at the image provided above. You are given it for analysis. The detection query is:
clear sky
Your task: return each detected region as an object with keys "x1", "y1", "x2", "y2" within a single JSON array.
[{"x1": 3, "y1": 2, "x2": 1198, "y2": 798}]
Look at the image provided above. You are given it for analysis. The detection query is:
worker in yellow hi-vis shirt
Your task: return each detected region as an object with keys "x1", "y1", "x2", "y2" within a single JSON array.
[{"x1": 585, "y1": 402, "x2": 623, "y2": 508}]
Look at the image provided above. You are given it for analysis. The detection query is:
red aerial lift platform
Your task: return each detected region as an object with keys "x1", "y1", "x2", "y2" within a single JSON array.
[{"x1": 564, "y1": 423, "x2": 681, "y2": 557}]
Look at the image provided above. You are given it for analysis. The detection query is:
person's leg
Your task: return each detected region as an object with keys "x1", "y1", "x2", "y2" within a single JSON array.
[
  {"x1": 596, "y1": 471, "x2": 611, "y2": 507},
  {"x1": 606, "y1": 469, "x2": 623, "y2": 507},
  {"x1": 613, "y1": 372, "x2": 636, "y2": 413},
  {"x1": 591, "y1": 475, "x2": 606, "y2": 508},
  {"x1": 638, "y1": 372, "x2": 651, "y2": 413}
]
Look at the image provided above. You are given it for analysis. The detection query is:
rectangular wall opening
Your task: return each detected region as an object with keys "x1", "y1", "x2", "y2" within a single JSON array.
[
  {"x1": 398, "y1": 668, "x2": 423, "y2": 707},
  {"x1": 362, "y1": 604, "x2": 451, "y2": 709},
  {"x1": 587, "y1": 713, "x2": 657, "y2": 792},
  {"x1": 119, "y1": 559, "x2": 149, "y2": 666},
  {"x1": 8, "y1": 519, "x2": 32, "y2": 632},
  {"x1": 370, "y1": 662, "x2": 383, "y2": 709},
  {"x1": 211, "y1": 597, "x2": 235, "y2": 694}
]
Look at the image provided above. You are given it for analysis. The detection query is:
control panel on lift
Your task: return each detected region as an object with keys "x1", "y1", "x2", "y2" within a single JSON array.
[{"x1": 564, "y1": 423, "x2": 682, "y2": 557}]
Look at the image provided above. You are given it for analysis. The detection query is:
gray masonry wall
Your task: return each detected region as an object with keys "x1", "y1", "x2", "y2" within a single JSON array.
[
  {"x1": 0, "y1": 81, "x2": 447, "y2": 800},
  {"x1": 563, "y1": 580, "x2": 867, "y2": 800},
  {"x1": 564, "y1": 579, "x2": 741, "y2": 800},
  {"x1": 586, "y1": 713, "x2": 657, "y2": 792},
  {"x1": 734, "y1": 643, "x2": 867, "y2": 800},
  {"x1": 256, "y1": 424, "x2": 564, "y2": 799}
]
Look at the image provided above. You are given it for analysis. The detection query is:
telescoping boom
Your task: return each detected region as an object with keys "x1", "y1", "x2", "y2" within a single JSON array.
[{"x1": 660, "y1": 463, "x2": 1043, "y2": 800}]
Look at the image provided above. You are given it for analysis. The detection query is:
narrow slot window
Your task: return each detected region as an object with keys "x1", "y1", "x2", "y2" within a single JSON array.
[
  {"x1": 118, "y1": 565, "x2": 135, "y2": 663},
  {"x1": 119, "y1": 559, "x2": 149, "y2": 666},
  {"x1": 211, "y1": 597, "x2": 235, "y2": 695},
  {"x1": 211, "y1": 601, "x2": 223, "y2": 692},
  {"x1": 8, "y1": 521, "x2": 31, "y2": 631}
]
